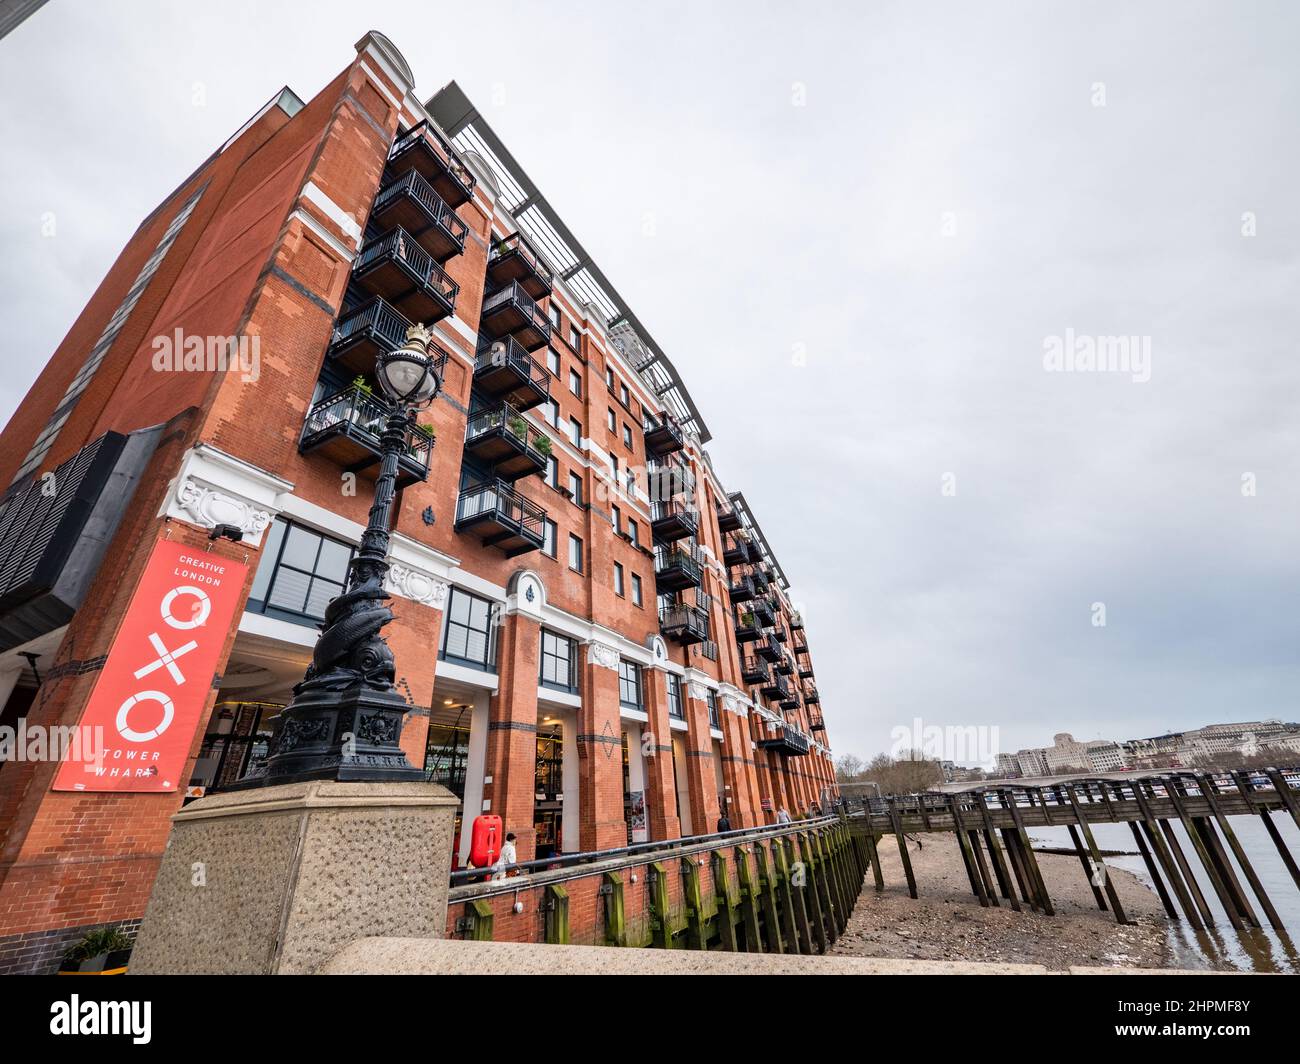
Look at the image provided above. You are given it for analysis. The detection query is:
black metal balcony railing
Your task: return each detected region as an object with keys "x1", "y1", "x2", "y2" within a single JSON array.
[
  {"x1": 328, "y1": 297, "x2": 413, "y2": 377},
  {"x1": 773, "y1": 625, "x2": 789, "y2": 644},
  {"x1": 805, "y1": 685, "x2": 820, "y2": 705},
  {"x1": 455, "y1": 480, "x2": 547, "y2": 557},
  {"x1": 464, "y1": 402, "x2": 550, "y2": 482},
  {"x1": 752, "y1": 596, "x2": 776, "y2": 628},
  {"x1": 733, "y1": 609, "x2": 761, "y2": 643},
  {"x1": 775, "y1": 652, "x2": 794, "y2": 676},
  {"x1": 353, "y1": 227, "x2": 458, "y2": 323},
  {"x1": 797, "y1": 655, "x2": 814, "y2": 680},
  {"x1": 473, "y1": 334, "x2": 550, "y2": 412},
  {"x1": 480, "y1": 280, "x2": 551, "y2": 352},
  {"x1": 722, "y1": 533, "x2": 751, "y2": 569},
  {"x1": 642, "y1": 412, "x2": 685, "y2": 457},
  {"x1": 755, "y1": 631, "x2": 782, "y2": 663},
  {"x1": 740, "y1": 656, "x2": 769, "y2": 686},
  {"x1": 758, "y1": 724, "x2": 810, "y2": 757},
  {"x1": 809, "y1": 713, "x2": 826, "y2": 734},
  {"x1": 299, "y1": 385, "x2": 432, "y2": 486},
  {"x1": 793, "y1": 637, "x2": 809, "y2": 655},
  {"x1": 716, "y1": 502, "x2": 743, "y2": 534},
  {"x1": 487, "y1": 232, "x2": 554, "y2": 300},
  {"x1": 647, "y1": 455, "x2": 695, "y2": 505},
  {"x1": 653, "y1": 543, "x2": 703, "y2": 593},
  {"x1": 751, "y1": 565, "x2": 770, "y2": 591},
  {"x1": 650, "y1": 497, "x2": 698, "y2": 544},
  {"x1": 388, "y1": 120, "x2": 477, "y2": 208},
  {"x1": 660, "y1": 602, "x2": 709, "y2": 646},
  {"x1": 371, "y1": 169, "x2": 469, "y2": 262},
  {"x1": 729, "y1": 573, "x2": 756, "y2": 604},
  {"x1": 780, "y1": 694, "x2": 801, "y2": 712},
  {"x1": 760, "y1": 672, "x2": 792, "y2": 702},
  {"x1": 789, "y1": 611, "x2": 805, "y2": 631}
]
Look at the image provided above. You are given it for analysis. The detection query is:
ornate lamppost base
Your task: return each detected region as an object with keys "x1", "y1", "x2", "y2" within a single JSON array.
[{"x1": 235, "y1": 683, "x2": 425, "y2": 787}]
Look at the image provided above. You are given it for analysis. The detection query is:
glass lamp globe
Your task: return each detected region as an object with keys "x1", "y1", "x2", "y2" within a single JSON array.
[{"x1": 376, "y1": 324, "x2": 441, "y2": 407}]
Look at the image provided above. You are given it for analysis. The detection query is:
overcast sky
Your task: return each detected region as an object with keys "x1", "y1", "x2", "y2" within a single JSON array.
[{"x1": 1, "y1": 1, "x2": 1296, "y2": 766}]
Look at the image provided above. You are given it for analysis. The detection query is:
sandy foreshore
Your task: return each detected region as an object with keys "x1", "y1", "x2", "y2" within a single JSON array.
[{"x1": 831, "y1": 832, "x2": 1171, "y2": 970}]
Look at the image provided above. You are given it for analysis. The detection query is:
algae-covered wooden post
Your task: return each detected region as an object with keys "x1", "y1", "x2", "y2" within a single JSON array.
[
  {"x1": 544, "y1": 884, "x2": 570, "y2": 945},
  {"x1": 735, "y1": 846, "x2": 765, "y2": 953},
  {"x1": 603, "y1": 870, "x2": 627, "y2": 946},
  {"x1": 712, "y1": 850, "x2": 741, "y2": 952},
  {"x1": 681, "y1": 856, "x2": 708, "y2": 951},
  {"x1": 754, "y1": 842, "x2": 785, "y2": 954},
  {"x1": 772, "y1": 835, "x2": 811, "y2": 954},
  {"x1": 649, "y1": 861, "x2": 674, "y2": 949},
  {"x1": 468, "y1": 899, "x2": 494, "y2": 941}
]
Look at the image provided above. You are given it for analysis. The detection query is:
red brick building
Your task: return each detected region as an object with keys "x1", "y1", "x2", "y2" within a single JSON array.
[{"x1": 0, "y1": 32, "x2": 834, "y2": 973}]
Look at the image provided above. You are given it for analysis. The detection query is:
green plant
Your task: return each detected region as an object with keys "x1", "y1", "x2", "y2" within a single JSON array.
[
  {"x1": 350, "y1": 375, "x2": 374, "y2": 397},
  {"x1": 534, "y1": 434, "x2": 553, "y2": 456},
  {"x1": 741, "y1": 612, "x2": 756, "y2": 628},
  {"x1": 63, "y1": 927, "x2": 132, "y2": 965},
  {"x1": 412, "y1": 422, "x2": 436, "y2": 441},
  {"x1": 507, "y1": 416, "x2": 527, "y2": 438}
]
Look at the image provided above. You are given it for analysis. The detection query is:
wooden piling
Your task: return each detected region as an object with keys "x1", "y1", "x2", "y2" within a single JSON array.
[
  {"x1": 1128, "y1": 821, "x2": 1179, "y2": 920},
  {"x1": 1005, "y1": 789, "x2": 1054, "y2": 915},
  {"x1": 602, "y1": 871, "x2": 627, "y2": 946},
  {"x1": 887, "y1": 798, "x2": 918, "y2": 899},
  {"x1": 1236, "y1": 771, "x2": 1300, "y2": 893},
  {"x1": 1196, "y1": 773, "x2": 1279, "y2": 930},
  {"x1": 735, "y1": 847, "x2": 765, "y2": 953},
  {"x1": 712, "y1": 851, "x2": 740, "y2": 951},
  {"x1": 1164, "y1": 778, "x2": 1243, "y2": 930},
  {"x1": 1063, "y1": 784, "x2": 1129, "y2": 925},
  {"x1": 1066, "y1": 822, "x2": 1109, "y2": 912},
  {"x1": 753, "y1": 843, "x2": 785, "y2": 954},
  {"x1": 865, "y1": 832, "x2": 885, "y2": 893},
  {"x1": 1134, "y1": 780, "x2": 1208, "y2": 929}
]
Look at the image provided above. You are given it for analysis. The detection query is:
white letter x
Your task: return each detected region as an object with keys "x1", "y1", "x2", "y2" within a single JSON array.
[{"x1": 134, "y1": 632, "x2": 199, "y2": 685}]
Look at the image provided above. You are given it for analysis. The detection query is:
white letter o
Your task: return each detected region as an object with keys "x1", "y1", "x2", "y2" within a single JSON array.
[
  {"x1": 162, "y1": 585, "x2": 210, "y2": 629},
  {"x1": 117, "y1": 691, "x2": 175, "y2": 742}
]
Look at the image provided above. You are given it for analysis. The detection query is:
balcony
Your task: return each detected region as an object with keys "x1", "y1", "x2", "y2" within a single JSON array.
[
  {"x1": 773, "y1": 625, "x2": 789, "y2": 644},
  {"x1": 780, "y1": 694, "x2": 802, "y2": 712},
  {"x1": 650, "y1": 498, "x2": 698, "y2": 544},
  {"x1": 299, "y1": 386, "x2": 431, "y2": 486},
  {"x1": 758, "y1": 724, "x2": 810, "y2": 757},
  {"x1": 371, "y1": 170, "x2": 468, "y2": 262},
  {"x1": 793, "y1": 635, "x2": 809, "y2": 655},
  {"x1": 775, "y1": 653, "x2": 794, "y2": 677},
  {"x1": 809, "y1": 713, "x2": 826, "y2": 735},
  {"x1": 473, "y1": 335, "x2": 550, "y2": 411},
  {"x1": 660, "y1": 602, "x2": 709, "y2": 646},
  {"x1": 387, "y1": 120, "x2": 476, "y2": 208},
  {"x1": 760, "y1": 672, "x2": 791, "y2": 702},
  {"x1": 722, "y1": 533, "x2": 751, "y2": 569},
  {"x1": 642, "y1": 412, "x2": 684, "y2": 457},
  {"x1": 353, "y1": 228, "x2": 458, "y2": 323},
  {"x1": 728, "y1": 573, "x2": 756, "y2": 604},
  {"x1": 797, "y1": 656, "x2": 814, "y2": 681},
  {"x1": 752, "y1": 597, "x2": 776, "y2": 628},
  {"x1": 805, "y1": 685, "x2": 820, "y2": 705},
  {"x1": 654, "y1": 544, "x2": 702, "y2": 593},
  {"x1": 480, "y1": 280, "x2": 551, "y2": 351},
  {"x1": 716, "y1": 502, "x2": 743, "y2": 534},
  {"x1": 790, "y1": 611, "x2": 804, "y2": 631},
  {"x1": 647, "y1": 455, "x2": 695, "y2": 507},
  {"x1": 463, "y1": 402, "x2": 550, "y2": 482},
  {"x1": 751, "y1": 565, "x2": 770, "y2": 592},
  {"x1": 455, "y1": 480, "x2": 547, "y2": 557},
  {"x1": 740, "y1": 656, "x2": 769, "y2": 686},
  {"x1": 327, "y1": 297, "x2": 452, "y2": 379},
  {"x1": 487, "y1": 232, "x2": 554, "y2": 300},
  {"x1": 755, "y1": 632, "x2": 781, "y2": 663},
  {"x1": 733, "y1": 609, "x2": 760, "y2": 644}
]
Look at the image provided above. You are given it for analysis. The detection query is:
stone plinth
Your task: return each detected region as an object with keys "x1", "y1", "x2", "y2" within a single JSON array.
[{"x1": 129, "y1": 780, "x2": 458, "y2": 975}]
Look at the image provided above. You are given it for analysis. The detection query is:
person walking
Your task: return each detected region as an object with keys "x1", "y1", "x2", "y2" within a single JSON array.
[
  {"x1": 491, "y1": 831, "x2": 517, "y2": 880},
  {"x1": 716, "y1": 813, "x2": 732, "y2": 834}
]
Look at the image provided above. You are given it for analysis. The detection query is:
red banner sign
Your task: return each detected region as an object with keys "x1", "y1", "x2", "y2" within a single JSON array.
[{"x1": 53, "y1": 540, "x2": 247, "y2": 793}]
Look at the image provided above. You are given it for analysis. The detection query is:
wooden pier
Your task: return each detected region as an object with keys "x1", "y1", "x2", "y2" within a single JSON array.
[{"x1": 842, "y1": 768, "x2": 1300, "y2": 933}]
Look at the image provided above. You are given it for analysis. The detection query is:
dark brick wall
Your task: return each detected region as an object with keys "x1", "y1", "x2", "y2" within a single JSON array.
[{"x1": 0, "y1": 917, "x2": 140, "y2": 975}]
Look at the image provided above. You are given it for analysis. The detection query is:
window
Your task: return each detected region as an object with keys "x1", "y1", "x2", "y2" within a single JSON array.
[
  {"x1": 569, "y1": 368, "x2": 582, "y2": 396},
  {"x1": 543, "y1": 399, "x2": 559, "y2": 428},
  {"x1": 614, "y1": 562, "x2": 625, "y2": 597},
  {"x1": 568, "y1": 325, "x2": 580, "y2": 350},
  {"x1": 627, "y1": 519, "x2": 638, "y2": 548},
  {"x1": 440, "y1": 587, "x2": 499, "y2": 671},
  {"x1": 568, "y1": 470, "x2": 583, "y2": 506},
  {"x1": 569, "y1": 418, "x2": 582, "y2": 447},
  {"x1": 619, "y1": 383, "x2": 629, "y2": 406},
  {"x1": 666, "y1": 674, "x2": 684, "y2": 720},
  {"x1": 631, "y1": 572, "x2": 643, "y2": 607},
  {"x1": 540, "y1": 629, "x2": 578, "y2": 693},
  {"x1": 568, "y1": 533, "x2": 583, "y2": 573},
  {"x1": 546, "y1": 348, "x2": 560, "y2": 376},
  {"x1": 611, "y1": 455, "x2": 619, "y2": 481},
  {"x1": 545, "y1": 455, "x2": 559, "y2": 489},
  {"x1": 542, "y1": 518, "x2": 557, "y2": 558},
  {"x1": 612, "y1": 505, "x2": 621, "y2": 534},
  {"x1": 248, "y1": 517, "x2": 353, "y2": 625},
  {"x1": 625, "y1": 467, "x2": 636, "y2": 494},
  {"x1": 622, "y1": 423, "x2": 633, "y2": 448},
  {"x1": 606, "y1": 367, "x2": 615, "y2": 390},
  {"x1": 618, "y1": 659, "x2": 642, "y2": 710},
  {"x1": 549, "y1": 303, "x2": 561, "y2": 328},
  {"x1": 708, "y1": 691, "x2": 721, "y2": 729},
  {"x1": 607, "y1": 407, "x2": 616, "y2": 432}
]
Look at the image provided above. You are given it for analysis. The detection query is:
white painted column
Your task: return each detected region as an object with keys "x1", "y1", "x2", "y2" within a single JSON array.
[
  {"x1": 457, "y1": 690, "x2": 491, "y2": 864},
  {"x1": 623, "y1": 720, "x2": 648, "y2": 843},
  {"x1": 561, "y1": 709, "x2": 580, "y2": 853},
  {"x1": 672, "y1": 736, "x2": 694, "y2": 836}
]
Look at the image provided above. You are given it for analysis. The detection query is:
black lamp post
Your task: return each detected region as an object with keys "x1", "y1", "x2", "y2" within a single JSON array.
[{"x1": 250, "y1": 324, "x2": 441, "y2": 786}]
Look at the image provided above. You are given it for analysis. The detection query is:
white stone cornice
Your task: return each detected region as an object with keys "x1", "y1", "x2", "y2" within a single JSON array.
[
  {"x1": 385, "y1": 531, "x2": 456, "y2": 609},
  {"x1": 162, "y1": 444, "x2": 293, "y2": 548}
]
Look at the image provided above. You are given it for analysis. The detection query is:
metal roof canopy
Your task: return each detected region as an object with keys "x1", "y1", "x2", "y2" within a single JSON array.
[
  {"x1": 729, "y1": 491, "x2": 789, "y2": 591},
  {"x1": 425, "y1": 80, "x2": 711, "y2": 443}
]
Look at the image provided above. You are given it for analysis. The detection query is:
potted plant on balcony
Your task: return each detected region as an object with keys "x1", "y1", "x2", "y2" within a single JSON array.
[
  {"x1": 534, "y1": 434, "x2": 552, "y2": 457},
  {"x1": 507, "y1": 414, "x2": 528, "y2": 439},
  {"x1": 408, "y1": 422, "x2": 436, "y2": 456},
  {"x1": 58, "y1": 927, "x2": 133, "y2": 975}
]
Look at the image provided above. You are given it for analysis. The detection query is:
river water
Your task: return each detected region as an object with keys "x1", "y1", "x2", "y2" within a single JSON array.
[{"x1": 1030, "y1": 813, "x2": 1300, "y2": 973}]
